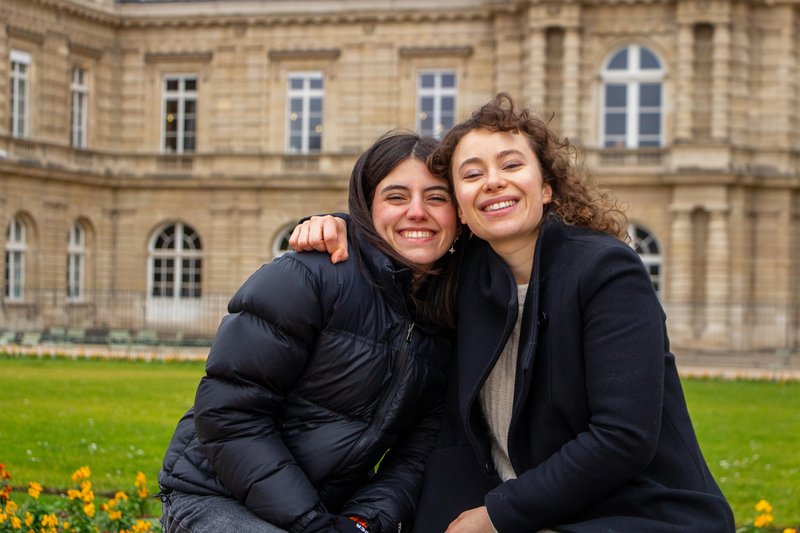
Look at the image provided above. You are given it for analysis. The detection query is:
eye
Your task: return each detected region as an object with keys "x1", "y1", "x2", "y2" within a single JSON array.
[
  {"x1": 426, "y1": 194, "x2": 450, "y2": 204},
  {"x1": 461, "y1": 169, "x2": 482, "y2": 180},
  {"x1": 384, "y1": 194, "x2": 408, "y2": 203},
  {"x1": 502, "y1": 161, "x2": 523, "y2": 171}
]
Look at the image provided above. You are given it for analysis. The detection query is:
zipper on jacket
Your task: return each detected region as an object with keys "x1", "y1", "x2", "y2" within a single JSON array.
[{"x1": 329, "y1": 322, "x2": 416, "y2": 478}]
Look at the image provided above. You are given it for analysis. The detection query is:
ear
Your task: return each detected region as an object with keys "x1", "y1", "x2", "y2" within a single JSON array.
[{"x1": 542, "y1": 183, "x2": 553, "y2": 204}]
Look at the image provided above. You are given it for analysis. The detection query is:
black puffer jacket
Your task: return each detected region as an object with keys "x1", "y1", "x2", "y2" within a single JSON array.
[{"x1": 158, "y1": 235, "x2": 451, "y2": 532}]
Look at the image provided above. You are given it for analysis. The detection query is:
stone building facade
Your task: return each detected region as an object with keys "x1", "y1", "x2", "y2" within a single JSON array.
[{"x1": 1, "y1": 0, "x2": 798, "y2": 355}]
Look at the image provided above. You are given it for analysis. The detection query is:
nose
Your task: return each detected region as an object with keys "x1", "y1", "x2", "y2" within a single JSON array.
[
  {"x1": 483, "y1": 168, "x2": 506, "y2": 191},
  {"x1": 406, "y1": 196, "x2": 429, "y2": 221}
]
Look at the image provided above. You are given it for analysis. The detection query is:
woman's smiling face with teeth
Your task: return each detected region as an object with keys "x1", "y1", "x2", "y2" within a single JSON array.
[
  {"x1": 371, "y1": 158, "x2": 457, "y2": 269},
  {"x1": 451, "y1": 128, "x2": 552, "y2": 249}
]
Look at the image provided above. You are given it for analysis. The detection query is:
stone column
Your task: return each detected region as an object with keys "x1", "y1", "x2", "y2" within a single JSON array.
[
  {"x1": 560, "y1": 26, "x2": 580, "y2": 141},
  {"x1": 673, "y1": 24, "x2": 694, "y2": 143},
  {"x1": 668, "y1": 206, "x2": 694, "y2": 341},
  {"x1": 710, "y1": 22, "x2": 731, "y2": 142},
  {"x1": 523, "y1": 27, "x2": 546, "y2": 110},
  {"x1": 703, "y1": 207, "x2": 730, "y2": 344}
]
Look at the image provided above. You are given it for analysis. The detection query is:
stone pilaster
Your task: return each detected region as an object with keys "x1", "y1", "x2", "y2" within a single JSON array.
[
  {"x1": 711, "y1": 22, "x2": 731, "y2": 141},
  {"x1": 561, "y1": 26, "x2": 580, "y2": 141},
  {"x1": 523, "y1": 27, "x2": 546, "y2": 110},
  {"x1": 673, "y1": 23, "x2": 694, "y2": 143},
  {"x1": 703, "y1": 207, "x2": 730, "y2": 343},
  {"x1": 667, "y1": 207, "x2": 693, "y2": 341}
]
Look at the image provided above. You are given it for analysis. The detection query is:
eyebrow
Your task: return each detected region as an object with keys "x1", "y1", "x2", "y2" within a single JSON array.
[
  {"x1": 457, "y1": 149, "x2": 526, "y2": 172},
  {"x1": 379, "y1": 184, "x2": 451, "y2": 194}
]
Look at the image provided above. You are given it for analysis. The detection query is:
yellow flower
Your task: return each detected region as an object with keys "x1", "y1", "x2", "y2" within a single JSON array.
[
  {"x1": 0, "y1": 511, "x2": 6, "y2": 524},
  {"x1": 67, "y1": 489, "x2": 81, "y2": 500},
  {"x1": 24, "y1": 511, "x2": 33, "y2": 526},
  {"x1": 109, "y1": 510, "x2": 122, "y2": 521},
  {"x1": 754, "y1": 514, "x2": 774, "y2": 528},
  {"x1": 131, "y1": 520, "x2": 153, "y2": 532},
  {"x1": 135, "y1": 472, "x2": 147, "y2": 488},
  {"x1": 27, "y1": 482, "x2": 42, "y2": 499},
  {"x1": 115, "y1": 490, "x2": 129, "y2": 501},
  {"x1": 83, "y1": 501, "x2": 95, "y2": 518},
  {"x1": 783, "y1": 529, "x2": 797, "y2": 533},
  {"x1": 10, "y1": 515, "x2": 21, "y2": 529},
  {"x1": 70, "y1": 466, "x2": 91, "y2": 483},
  {"x1": 41, "y1": 513, "x2": 58, "y2": 527},
  {"x1": 755, "y1": 499, "x2": 773, "y2": 514},
  {"x1": 5, "y1": 500, "x2": 18, "y2": 514}
]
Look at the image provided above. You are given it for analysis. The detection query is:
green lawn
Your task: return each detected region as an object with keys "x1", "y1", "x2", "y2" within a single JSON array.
[
  {"x1": 0, "y1": 355, "x2": 205, "y2": 498},
  {"x1": 1, "y1": 354, "x2": 798, "y2": 528},
  {"x1": 683, "y1": 378, "x2": 800, "y2": 528}
]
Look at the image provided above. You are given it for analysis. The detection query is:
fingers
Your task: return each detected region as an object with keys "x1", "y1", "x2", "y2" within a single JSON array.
[{"x1": 287, "y1": 216, "x2": 349, "y2": 264}]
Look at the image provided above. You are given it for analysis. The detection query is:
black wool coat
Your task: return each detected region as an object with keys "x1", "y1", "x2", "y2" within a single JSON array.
[
  {"x1": 159, "y1": 234, "x2": 451, "y2": 533},
  {"x1": 414, "y1": 216, "x2": 734, "y2": 533}
]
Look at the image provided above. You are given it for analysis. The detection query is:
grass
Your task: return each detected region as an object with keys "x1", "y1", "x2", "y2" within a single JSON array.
[
  {"x1": 0, "y1": 355, "x2": 205, "y2": 499},
  {"x1": 1, "y1": 354, "x2": 798, "y2": 528},
  {"x1": 683, "y1": 378, "x2": 800, "y2": 528}
]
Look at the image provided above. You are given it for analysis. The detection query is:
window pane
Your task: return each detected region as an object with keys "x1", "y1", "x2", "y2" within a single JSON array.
[
  {"x1": 640, "y1": 84, "x2": 661, "y2": 107},
  {"x1": 639, "y1": 112, "x2": 661, "y2": 135},
  {"x1": 605, "y1": 113, "x2": 626, "y2": 135},
  {"x1": 605, "y1": 84, "x2": 627, "y2": 107},
  {"x1": 184, "y1": 78, "x2": 197, "y2": 91},
  {"x1": 309, "y1": 77, "x2": 323, "y2": 90},
  {"x1": 441, "y1": 73, "x2": 456, "y2": 87},
  {"x1": 290, "y1": 78, "x2": 303, "y2": 90},
  {"x1": 607, "y1": 48, "x2": 628, "y2": 70},
  {"x1": 309, "y1": 98, "x2": 322, "y2": 113},
  {"x1": 420, "y1": 73, "x2": 435, "y2": 88},
  {"x1": 166, "y1": 79, "x2": 179, "y2": 91},
  {"x1": 640, "y1": 48, "x2": 661, "y2": 70}
]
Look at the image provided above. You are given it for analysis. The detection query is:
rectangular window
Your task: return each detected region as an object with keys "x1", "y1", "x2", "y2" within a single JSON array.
[
  {"x1": 152, "y1": 258, "x2": 175, "y2": 297},
  {"x1": 10, "y1": 50, "x2": 31, "y2": 138},
  {"x1": 180, "y1": 258, "x2": 202, "y2": 298},
  {"x1": 162, "y1": 75, "x2": 197, "y2": 153},
  {"x1": 4, "y1": 250, "x2": 24, "y2": 300},
  {"x1": 603, "y1": 84, "x2": 627, "y2": 148},
  {"x1": 287, "y1": 72, "x2": 324, "y2": 153},
  {"x1": 67, "y1": 224, "x2": 85, "y2": 302},
  {"x1": 71, "y1": 68, "x2": 88, "y2": 148},
  {"x1": 416, "y1": 70, "x2": 456, "y2": 139}
]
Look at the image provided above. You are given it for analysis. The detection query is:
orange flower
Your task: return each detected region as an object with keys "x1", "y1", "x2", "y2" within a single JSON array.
[
  {"x1": 755, "y1": 499, "x2": 773, "y2": 514},
  {"x1": 754, "y1": 514, "x2": 774, "y2": 528}
]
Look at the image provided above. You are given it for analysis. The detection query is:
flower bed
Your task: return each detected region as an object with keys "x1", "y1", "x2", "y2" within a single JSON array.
[{"x1": 0, "y1": 464, "x2": 155, "y2": 533}]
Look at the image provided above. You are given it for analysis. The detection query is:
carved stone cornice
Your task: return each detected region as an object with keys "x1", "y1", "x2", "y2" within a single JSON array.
[
  {"x1": 144, "y1": 51, "x2": 213, "y2": 64},
  {"x1": 398, "y1": 45, "x2": 474, "y2": 58},
  {"x1": 70, "y1": 42, "x2": 104, "y2": 61},
  {"x1": 7, "y1": 26, "x2": 45, "y2": 46},
  {"x1": 268, "y1": 49, "x2": 341, "y2": 62}
]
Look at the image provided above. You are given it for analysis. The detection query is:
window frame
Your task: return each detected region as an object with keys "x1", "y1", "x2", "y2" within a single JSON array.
[
  {"x1": 67, "y1": 222, "x2": 85, "y2": 302},
  {"x1": 4, "y1": 216, "x2": 26, "y2": 301},
  {"x1": 286, "y1": 71, "x2": 324, "y2": 154},
  {"x1": 10, "y1": 50, "x2": 31, "y2": 139},
  {"x1": 416, "y1": 69, "x2": 457, "y2": 139},
  {"x1": 148, "y1": 222, "x2": 203, "y2": 300},
  {"x1": 599, "y1": 44, "x2": 665, "y2": 149},
  {"x1": 161, "y1": 74, "x2": 198, "y2": 154},
  {"x1": 628, "y1": 222, "x2": 662, "y2": 295},
  {"x1": 71, "y1": 67, "x2": 89, "y2": 148}
]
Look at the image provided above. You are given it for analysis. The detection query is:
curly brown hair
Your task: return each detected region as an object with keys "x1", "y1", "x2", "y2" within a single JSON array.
[{"x1": 428, "y1": 92, "x2": 627, "y2": 238}]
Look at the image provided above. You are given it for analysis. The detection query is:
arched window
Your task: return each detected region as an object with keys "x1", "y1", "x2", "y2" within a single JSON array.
[
  {"x1": 600, "y1": 44, "x2": 665, "y2": 148},
  {"x1": 67, "y1": 222, "x2": 85, "y2": 302},
  {"x1": 628, "y1": 222, "x2": 662, "y2": 294},
  {"x1": 272, "y1": 224, "x2": 295, "y2": 259},
  {"x1": 4, "y1": 216, "x2": 26, "y2": 300},
  {"x1": 149, "y1": 222, "x2": 202, "y2": 299}
]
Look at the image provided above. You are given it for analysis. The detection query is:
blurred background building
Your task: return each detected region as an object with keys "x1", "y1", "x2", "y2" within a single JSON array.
[{"x1": 1, "y1": 0, "x2": 798, "y2": 363}]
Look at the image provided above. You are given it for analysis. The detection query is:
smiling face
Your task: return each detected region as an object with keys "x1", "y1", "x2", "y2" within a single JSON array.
[
  {"x1": 371, "y1": 158, "x2": 458, "y2": 269},
  {"x1": 451, "y1": 128, "x2": 552, "y2": 255}
]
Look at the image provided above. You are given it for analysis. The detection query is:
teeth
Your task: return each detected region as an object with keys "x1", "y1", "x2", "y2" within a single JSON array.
[
  {"x1": 402, "y1": 230, "x2": 433, "y2": 239},
  {"x1": 484, "y1": 200, "x2": 516, "y2": 212}
]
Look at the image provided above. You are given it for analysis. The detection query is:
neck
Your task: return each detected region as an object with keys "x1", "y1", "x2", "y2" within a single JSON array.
[{"x1": 489, "y1": 234, "x2": 538, "y2": 284}]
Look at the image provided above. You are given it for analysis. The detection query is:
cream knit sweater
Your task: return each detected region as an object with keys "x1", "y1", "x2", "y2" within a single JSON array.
[{"x1": 479, "y1": 283, "x2": 527, "y2": 482}]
